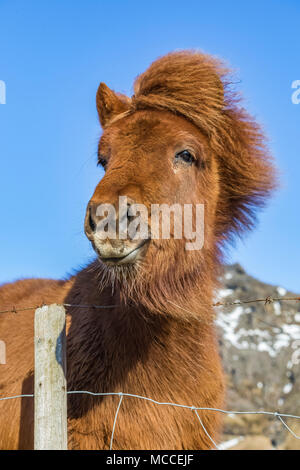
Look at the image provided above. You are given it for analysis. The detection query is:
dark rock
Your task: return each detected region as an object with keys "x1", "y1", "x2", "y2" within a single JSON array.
[{"x1": 217, "y1": 264, "x2": 300, "y2": 449}]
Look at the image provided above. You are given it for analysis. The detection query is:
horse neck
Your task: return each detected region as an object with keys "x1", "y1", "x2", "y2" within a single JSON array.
[
  {"x1": 66, "y1": 262, "x2": 218, "y2": 397},
  {"x1": 73, "y1": 260, "x2": 217, "y2": 348}
]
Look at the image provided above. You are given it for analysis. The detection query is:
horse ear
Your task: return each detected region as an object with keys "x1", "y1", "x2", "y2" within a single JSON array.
[{"x1": 96, "y1": 83, "x2": 130, "y2": 128}]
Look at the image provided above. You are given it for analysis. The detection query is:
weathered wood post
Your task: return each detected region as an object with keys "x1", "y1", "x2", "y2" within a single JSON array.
[{"x1": 34, "y1": 304, "x2": 67, "y2": 450}]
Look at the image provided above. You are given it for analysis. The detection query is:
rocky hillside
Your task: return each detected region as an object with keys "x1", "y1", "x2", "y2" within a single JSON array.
[{"x1": 217, "y1": 264, "x2": 300, "y2": 450}]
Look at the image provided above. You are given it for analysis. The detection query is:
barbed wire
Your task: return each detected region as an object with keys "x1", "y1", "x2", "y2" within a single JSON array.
[
  {"x1": 0, "y1": 295, "x2": 299, "y2": 316},
  {"x1": 1, "y1": 296, "x2": 299, "y2": 342},
  {"x1": 1, "y1": 390, "x2": 300, "y2": 449},
  {"x1": 213, "y1": 295, "x2": 300, "y2": 307},
  {"x1": 0, "y1": 303, "x2": 118, "y2": 315}
]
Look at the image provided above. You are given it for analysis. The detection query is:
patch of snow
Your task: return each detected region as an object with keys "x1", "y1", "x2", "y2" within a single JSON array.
[
  {"x1": 216, "y1": 302, "x2": 300, "y2": 357},
  {"x1": 218, "y1": 288, "x2": 234, "y2": 298},
  {"x1": 283, "y1": 324, "x2": 300, "y2": 338},
  {"x1": 277, "y1": 287, "x2": 287, "y2": 296},
  {"x1": 294, "y1": 313, "x2": 300, "y2": 322},
  {"x1": 219, "y1": 436, "x2": 244, "y2": 450},
  {"x1": 215, "y1": 306, "x2": 245, "y2": 349},
  {"x1": 257, "y1": 382, "x2": 263, "y2": 389},
  {"x1": 273, "y1": 301, "x2": 281, "y2": 316},
  {"x1": 273, "y1": 334, "x2": 290, "y2": 351},
  {"x1": 238, "y1": 328, "x2": 270, "y2": 339},
  {"x1": 283, "y1": 383, "x2": 293, "y2": 394},
  {"x1": 257, "y1": 342, "x2": 275, "y2": 356},
  {"x1": 225, "y1": 272, "x2": 233, "y2": 280},
  {"x1": 245, "y1": 307, "x2": 253, "y2": 314}
]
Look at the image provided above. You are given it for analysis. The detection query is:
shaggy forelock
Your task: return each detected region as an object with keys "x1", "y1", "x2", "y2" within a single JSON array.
[{"x1": 127, "y1": 50, "x2": 277, "y2": 240}]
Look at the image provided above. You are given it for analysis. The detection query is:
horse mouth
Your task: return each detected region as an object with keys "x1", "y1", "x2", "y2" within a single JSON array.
[{"x1": 98, "y1": 239, "x2": 150, "y2": 266}]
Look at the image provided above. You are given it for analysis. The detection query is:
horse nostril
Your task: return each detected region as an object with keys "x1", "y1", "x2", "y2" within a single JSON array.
[
  {"x1": 88, "y1": 207, "x2": 97, "y2": 232},
  {"x1": 85, "y1": 204, "x2": 97, "y2": 236},
  {"x1": 127, "y1": 203, "x2": 136, "y2": 224}
]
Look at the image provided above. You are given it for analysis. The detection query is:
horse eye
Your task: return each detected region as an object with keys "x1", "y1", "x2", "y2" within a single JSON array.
[
  {"x1": 175, "y1": 150, "x2": 195, "y2": 165},
  {"x1": 97, "y1": 157, "x2": 107, "y2": 170}
]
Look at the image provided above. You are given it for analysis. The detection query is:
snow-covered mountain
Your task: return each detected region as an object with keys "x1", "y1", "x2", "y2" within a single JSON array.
[{"x1": 217, "y1": 264, "x2": 300, "y2": 450}]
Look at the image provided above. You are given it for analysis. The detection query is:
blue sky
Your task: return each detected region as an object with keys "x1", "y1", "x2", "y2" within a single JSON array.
[{"x1": 0, "y1": 0, "x2": 299, "y2": 291}]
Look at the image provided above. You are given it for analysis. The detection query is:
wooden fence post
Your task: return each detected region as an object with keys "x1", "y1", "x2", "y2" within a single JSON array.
[{"x1": 34, "y1": 304, "x2": 67, "y2": 450}]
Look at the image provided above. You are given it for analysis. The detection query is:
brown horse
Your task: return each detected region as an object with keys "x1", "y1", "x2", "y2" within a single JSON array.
[{"x1": 0, "y1": 51, "x2": 276, "y2": 449}]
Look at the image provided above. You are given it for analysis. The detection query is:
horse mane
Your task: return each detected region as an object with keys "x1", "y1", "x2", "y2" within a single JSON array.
[{"x1": 109, "y1": 50, "x2": 277, "y2": 243}]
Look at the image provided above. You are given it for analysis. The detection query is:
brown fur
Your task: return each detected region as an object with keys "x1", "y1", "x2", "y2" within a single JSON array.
[{"x1": 0, "y1": 51, "x2": 276, "y2": 449}]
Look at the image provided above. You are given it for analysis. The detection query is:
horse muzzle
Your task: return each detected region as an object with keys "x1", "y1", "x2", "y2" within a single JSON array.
[{"x1": 84, "y1": 200, "x2": 150, "y2": 265}]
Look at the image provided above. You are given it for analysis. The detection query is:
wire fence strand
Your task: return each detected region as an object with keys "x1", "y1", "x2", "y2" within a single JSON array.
[
  {"x1": 110, "y1": 393, "x2": 124, "y2": 450},
  {"x1": 1, "y1": 390, "x2": 300, "y2": 449},
  {"x1": 193, "y1": 408, "x2": 221, "y2": 450},
  {"x1": 0, "y1": 295, "x2": 300, "y2": 316}
]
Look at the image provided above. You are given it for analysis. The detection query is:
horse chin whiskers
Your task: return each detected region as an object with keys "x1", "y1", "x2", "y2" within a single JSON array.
[{"x1": 92, "y1": 257, "x2": 145, "y2": 297}]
